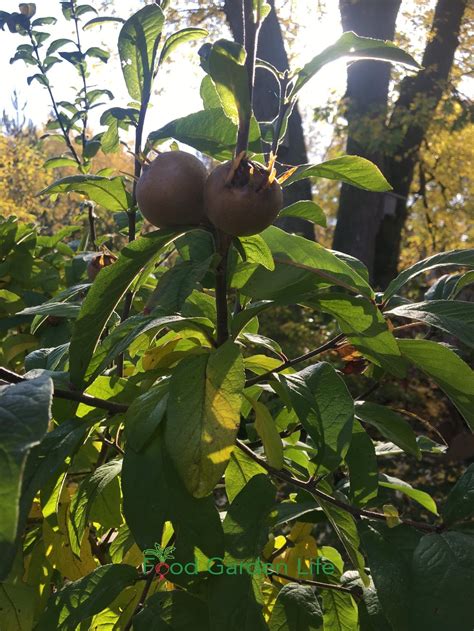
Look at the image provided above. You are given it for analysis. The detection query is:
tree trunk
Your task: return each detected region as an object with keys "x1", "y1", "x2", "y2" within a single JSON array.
[
  {"x1": 374, "y1": 0, "x2": 468, "y2": 288},
  {"x1": 332, "y1": 0, "x2": 402, "y2": 278},
  {"x1": 223, "y1": 0, "x2": 314, "y2": 238}
]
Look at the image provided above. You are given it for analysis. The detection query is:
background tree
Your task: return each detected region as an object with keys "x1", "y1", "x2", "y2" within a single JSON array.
[
  {"x1": 332, "y1": 0, "x2": 469, "y2": 286},
  {"x1": 223, "y1": 0, "x2": 314, "y2": 238}
]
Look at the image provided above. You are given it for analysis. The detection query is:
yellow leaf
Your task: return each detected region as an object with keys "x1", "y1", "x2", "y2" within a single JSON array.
[{"x1": 246, "y1": 395, "x2": 284, "y2": 469}]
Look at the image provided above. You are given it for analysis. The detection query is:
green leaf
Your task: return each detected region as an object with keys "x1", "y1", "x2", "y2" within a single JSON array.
[
  {"x1": 46, "y1": 38, "x2": 75, "y2": 55},
  {"x1": 253, "y1": 0, "x2": 271, "y2": 21},
  {"x1": 69, "y1": 229, "x2": 180, "y2": 387},
  {"x1": 68, "y1": 460, "x2": 122, "y2": 556},
  {"x1": 322, "y1": 586, "x2": 358, "y2": 631},
  {"x1": 358, "y1": 522, "x2": 421, "y2": 631},
  {"x1": 146, "y1": 257, "x2": 213, "y2": 314},
  {"x1": 398, "y1": 338, "x2": 474, "y2": 431},
  {"x1": 200, "y1": 75, "x2": 222, "y2": 109},
  {"x1": 38, "y1": 175, "x2": 130, "y2": 211},
  {"x1": 238, "y1": 234, "x2": 275, "y2": 271},
  {"x1": 85, "y1": 46, "x2": 110, "y2": 62},
  {"x1": 43, "y1": 156, "x2": 78, "y2": 169},
  {"x1": 0, "y1": 582, "x2": 35, "y2": 630},
  {"x1": 208, "y1": 573, "x2": 268, "y2": 631},
  {"x1": 316, "y1": 481, "x2": 369, "y2": 585},
  {"x1": 294, "y1": 31, "x2": 420, "y2": 94},
  {"x1": 27, "y1": 73, "x2": 49, "y2": 87},
  {"x1": 86, "y1": 314, "x2": 212, "y2": 382},
  {"x1": 134, "y1": 591, "x2": 209, "y2": 631},
  {"x1": 122, "y1": 424, "x2": 223, "y2": 561},
  {"x1": 241, "y1": 333, "x2": 283, "y2": 357},
  {"x1": 166, "y1": 341, "x2": 245, "y2": 497},
  {"x1": 0, "y1": 376, "x2": 52, "y2": 581},
  {"x1": 118, "y1": 4, "x2": 164, "y2": 101},
  {"x1": 269, "y1": 583, "x2": 324, "y2": 630},
  {"x1": 224, "y1": 474, "x2": 275, "y2": 563},
  {"x1": 283, "y1": 362, "x2": 354, "y2": 473},
  {"x1": 383, "y1": 249, "x2": 474, "y2": 301},
  {"x1": 225, "y1": 449, "x2": 266, "y2": 503},
  {"x1": 235, "y1": 226, "x2": 373, "y2": 301},
  {"x1": 83, "y1": 16, "x2": 125, "y2": 29},
  {"x1": 75, "y1": 4, "x2": 97, "y2": 18},
  {"x1": 387, "y1": 300, "x2": 474, "y2": 348},
  {"x1": 159, "y1": 27, "x2": 208, "y2": 64},
  {"x1": 36, "y1": 564, "x2": 138, "y2": 631},
  {"x1": 282, "y1": 156, "x2": 392, "y2": 192},
  {"x1": 17, "y1": 302, "x2": 80, "y2": 319},
  {"x1": 307, "y1": 293, "x2": 406, "y2": 377},
  {"x1": 345, "y1": 420, "x2": 378, "y2": 507},
  {"x1": 409, "y1": 531, "x2": 474, "y2": 631},
  {"x1": 125, "y1": 384, "x2": 168, "y2": 452},
  {"x1": 148, "y1": 108, "x2": 262, "y2": 161},
  {"x1": 247, "y1": 398, "x2": 284, "y2": 469},
  {"x1": 442, "y1": 463, "x2": 474, "y2": 526},
  {"x1": 279, "y1": 200, "x2": 327, "y2": 227},
  {"x1": 355, "y1": 402, "x2": 420, "y2": 459},
  {"x1": 206, "y1": 39, "x2": 250, "y2": 129},
  {"x1": 360, "y1": 523, "x2": 474, "y2": 631},
  {"x1": 379, "y1": 474, "x2": 438, "y2": 515}
]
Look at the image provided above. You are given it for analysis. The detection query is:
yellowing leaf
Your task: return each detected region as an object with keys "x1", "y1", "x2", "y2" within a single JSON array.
[
  {"x1": 247, "y1": 396, "x2": 284, "y2": 469},
  {"x1": 383, "y1": 504, "x2": 402, "y2": 528},
  {"x1": 166, "y1": 342, "x2": 245, "y2": 497},
  {"x1": 142, "y1": 339, "x2": 181, "y2": 371},
  {"x1": 42, "y1": 488, "x2": 97, "y2": 580}
]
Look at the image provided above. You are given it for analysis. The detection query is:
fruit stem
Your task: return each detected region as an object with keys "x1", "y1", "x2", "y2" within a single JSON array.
[
  {"x1": 236, "y1": 0, "x2": 262, "y2": 156},
  {"x1": 87, "y1": 203, "x2": 98, "y2": 251},
  {"x1": 215, "y1": 230, "x2": 232, "y2": 346}
]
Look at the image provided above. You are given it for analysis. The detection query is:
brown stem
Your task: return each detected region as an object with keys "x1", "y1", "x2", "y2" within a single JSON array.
[
  {"x1": 270, "y1": 571, "x2": 356, "y2": 594},
  {"x1": 215, "y1": 230, "x2": 232, "y2": 346},
  {"x1": 271, "y1": 75, "x2": 292, "y2": 157},
  {"x1": 0, "y1": 367, "x2": 128, "y2": 415},
  {"x1": 124, "y1": 570, "x2": 155, "y2": 631},
  {"x1": 116, "y1": 96, "x2": 150, "y2": 375},
  {"x1": 28, "y1": 29, "x2": 81, "y2": 165},
  {"x1": 87, "y1": 203, "x2": 97, "y2": 250},
  {"x1": 236, "y1": 0, "x2": 261, "y2": 155},
  {"x1": 245, "y1": 333, "x2": 344, "y2": 386},
  {"x1": 71, "y1": 0, "x2": 90, "y2": 158},
  {"x1": 236, "y1": 440, "x2": 439, "y2": 533}
]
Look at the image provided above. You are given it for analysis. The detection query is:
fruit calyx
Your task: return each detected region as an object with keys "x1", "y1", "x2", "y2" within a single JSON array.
[{"x1": 224, "y1": 151, "x2": 276, "y2": 193}]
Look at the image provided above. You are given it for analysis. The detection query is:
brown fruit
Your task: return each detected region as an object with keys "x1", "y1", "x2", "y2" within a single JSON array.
[
  {"x1": 87, "y1": 252, "x2": 117, "y2": 281},
  {"x1": 136, "y1": 151, "x2": 208, "y2": 228},
  {"x1": 204, "y1": 157, "x2": 283, "y2": 237}
]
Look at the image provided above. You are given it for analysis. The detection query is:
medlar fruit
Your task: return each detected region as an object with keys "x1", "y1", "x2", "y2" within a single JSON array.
[
  {"x1": 204, "y1": 155, "x2": 283, "y2": 237},
  {"x1": 136, "y1": 151, "x2": 208, "y2": 228}
]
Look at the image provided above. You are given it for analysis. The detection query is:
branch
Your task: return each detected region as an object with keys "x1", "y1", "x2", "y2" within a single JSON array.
[
  {"x1": 236, "y1": 440, "x2": 440, "y2": 533},
  {"x1": 87, "y1": 202, "x2": 98, "y2": 251},
  {"x1": 1, "y1": 366, "x2": 440, "y2": 534},
  {"x1": 269, "y1": 571, "x2": 356, "y2": 595},
  {"x1": 236, "y1": 0, "x2": 261, "y2": 155},
  {"x1": 116, "y1": 86, "x2": 151, "y2": 374},
  {"x1": 28, "y1": 28, "x2": 81, "y2": 166},
  {"x1": 245, "y1": 333, "x2": 344, "y2": 386},
  {"x1": 215, "y1": 231, "x2": 232, "y2": 346},
  {"x1": 0, "y1": 367, "x2": 128, "y2": 415},
  {"x1": 124, "y1": 570, "x2": 155, "y2": 631},
  {"x1": 71, "y1": 0, "x2": 90, "y2": 160}
]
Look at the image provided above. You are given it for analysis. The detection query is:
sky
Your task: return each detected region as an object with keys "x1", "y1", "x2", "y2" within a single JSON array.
[{"x1": 1, "y1": 0, "x2": 466, "y2": 163}]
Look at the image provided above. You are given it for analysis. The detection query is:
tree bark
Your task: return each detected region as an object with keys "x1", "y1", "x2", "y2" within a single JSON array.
[
  {"x1": 373, "y1": 0, "x2": 468, "y2": 288},
  {"x1": 332, "y1": 0, "x2": 402, "y2": 278},
  {"x1": 223, "y1": 0, "x2": 314, "y2": 238}
]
